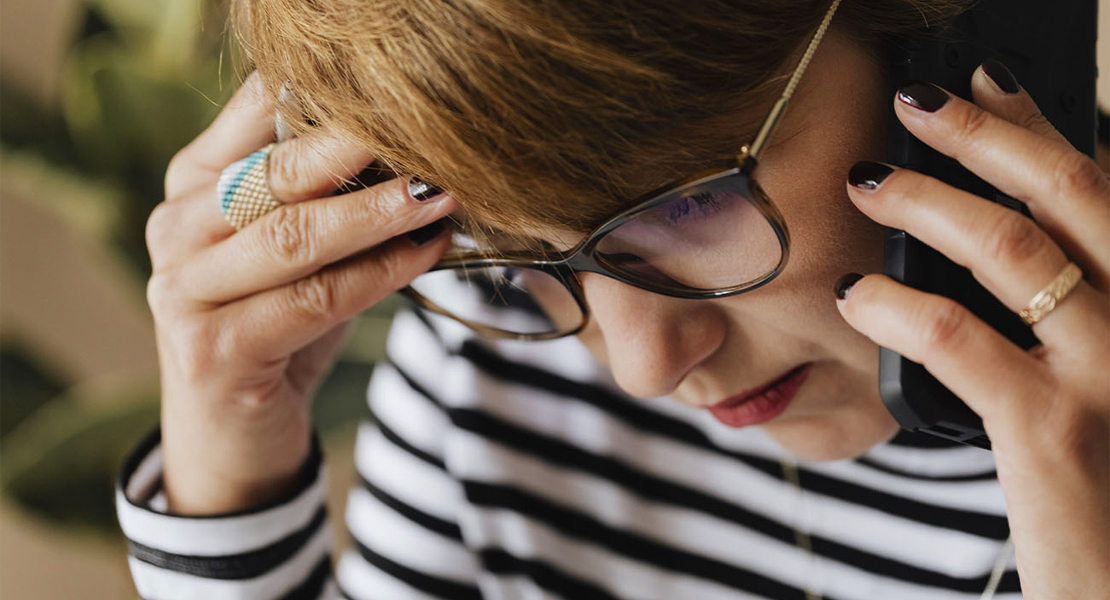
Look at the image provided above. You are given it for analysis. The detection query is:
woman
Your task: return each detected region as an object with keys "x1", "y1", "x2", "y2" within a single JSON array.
[{"x1": 115, "y1": 0, "x2": 1108, "y2": 598}]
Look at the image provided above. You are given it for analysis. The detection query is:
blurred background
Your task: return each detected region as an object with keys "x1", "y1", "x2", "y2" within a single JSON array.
[
  {"x1": 0, "y1": 0, "x2": 400, "y2": 596},
  {"x1": 0, "y1": 0, "x2": 1108, "y2": 598}
]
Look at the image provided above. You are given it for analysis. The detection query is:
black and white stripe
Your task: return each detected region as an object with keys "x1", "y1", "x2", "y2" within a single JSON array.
[
  {"x1": 117, "y1": 305, "x2": 1022, "y2": 599},
  {"x1": 116, "y1": 430, "x2": 336, "y2": 599}
]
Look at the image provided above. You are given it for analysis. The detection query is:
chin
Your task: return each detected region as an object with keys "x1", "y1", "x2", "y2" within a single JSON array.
[{"x1": 760, "y1": 409, "x2": 901, "y2": 462}]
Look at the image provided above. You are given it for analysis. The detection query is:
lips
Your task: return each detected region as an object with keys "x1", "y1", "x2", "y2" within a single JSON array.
[{"x1": 706, "y1": 363, "x2": 812, "y2": 428}]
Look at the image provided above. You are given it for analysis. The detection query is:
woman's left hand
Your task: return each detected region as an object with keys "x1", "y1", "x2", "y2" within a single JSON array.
[{"x1": 835, "y1": 62, "x2": 1109, "y2": 600}]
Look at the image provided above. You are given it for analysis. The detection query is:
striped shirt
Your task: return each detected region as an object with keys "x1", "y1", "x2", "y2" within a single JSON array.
[{"x1": 115, "y1": 306, "x2": 1022, "y2": 600}]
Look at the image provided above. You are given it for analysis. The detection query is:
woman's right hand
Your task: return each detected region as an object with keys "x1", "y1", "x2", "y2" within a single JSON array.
[{"x1": 145, "y1": 73, "x2": 455, "y2": 514}]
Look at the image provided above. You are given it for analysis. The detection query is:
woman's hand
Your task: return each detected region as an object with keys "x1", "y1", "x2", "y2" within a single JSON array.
[
  {"x1": 835, "y1": 63, "x2": 1109, "y2": 599},
  {"x1": 147, "y1": 73, "x2": 455, "y2": 514}
]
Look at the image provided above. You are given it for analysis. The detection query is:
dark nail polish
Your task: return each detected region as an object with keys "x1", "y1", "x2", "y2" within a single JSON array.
[
  {"x1": 407, "y1": 219, "x2": 447, "y2": 246},
  {"x1": 848, "y1": 161, "x2": 894, "y2": 190},
  {"x1": 982, "y1": 58, "x2": 1020, "y2": 94},
  {"x1": 897, "y1": 81, "x2": 950, "y2": 112},
  {"x1": 408, "y1": 176, "x2": 444, "y2": 202},
  {"x1": 835, "y1": 273, "x2": 864, "y2": 300}
]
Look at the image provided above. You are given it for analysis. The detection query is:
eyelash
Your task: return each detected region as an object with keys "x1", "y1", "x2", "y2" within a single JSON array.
[{"x1": 664, "y1": 191, "x2": 725, "y2": 224}]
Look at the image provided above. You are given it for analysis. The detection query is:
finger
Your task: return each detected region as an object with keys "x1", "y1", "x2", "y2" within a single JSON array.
[
  {"x1": 893, "y1": 81, "x2": 1110, "y2": 287},
  {"x1": 846, "y1": 162, "x2": 1103, "y2": 348},
  {"x1": 210, "y1": 231, "x2": 452, "y2": 363},
  {"x1": 146, "y1": 196, "x2": 231, "y2": 272},
  {"x1": 177, "y1": 176, "x2": 454, "y2": 304},
  {"x1": 166, "y1": 73, "x2": 277, "y2": 198},
  {"x1": 835, "y1": 273, "x2": 1050, "y2": 425},
  {"x1": 970, "y1": 59, "x2": 1070, "y2": 146},
  {"x1": 152, "y1": 134, "x2": 383, "y2": 268},
  {"x1": 155, "y1": 72, "x2": 278, "y2": 266},
  {"x1": 266, "y1": 134, "x2": 377, "y2": 202}
]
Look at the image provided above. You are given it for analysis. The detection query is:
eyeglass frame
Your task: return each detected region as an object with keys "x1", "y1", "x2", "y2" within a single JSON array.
[{"x1": 400, "y1": 0, "x2": 842, "y2": 341}]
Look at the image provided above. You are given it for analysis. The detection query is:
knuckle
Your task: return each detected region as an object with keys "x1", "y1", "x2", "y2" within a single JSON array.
[
  {"x1": 1052, "y1": 151, "x2": 1108, "y2": 199},
  {"x1": 346, "y1": 184, "x2": 398, "y2": 229},
  {"x1": 174, "y1": 318, "x2": 222, "y2": 380},
  {"x1": 145, "y1": 272, "x2": 174, "y2": 314},
  {"x1": 262, "y1": 205, "x2": 315, "y2": 265},
  {"x1": 288, "y1": 272, "x2": 340, "y2": 322},
  {"x1": 266, "y1": 146, "x2": 301, "y2": 196},
  {"x1": 917, "y1": 298, "x2": 970, "y2": 354},
  {"x1": 164, "y1": 149, "x2": 191, "y2": 196},
  {"x1": 981, "y1": 211, "x2": 1047, "y2": 266},
  {"x1": 371, "y1": 246, "x2": 405, "y2": 288},
  {"x1": 147, "y1": 270, "x2": 195, "y2": 324},
  {"x1": 952, "y1": 104, "x2": 991, "y2": 147},
  {"x1": 267, "y1": 145, "x2": 331, "y2": 199},
  {"x1": 145, "y1": 203, "x2": 173, "y2": 254},
  {"x1": 1015, "y1": 109, "x2": 1051, "y2": 135}
]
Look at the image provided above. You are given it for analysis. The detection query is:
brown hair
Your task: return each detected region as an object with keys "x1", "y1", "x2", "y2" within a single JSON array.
[{"x1": 231, "y1": 0, "x2": 969, "y2": 243}]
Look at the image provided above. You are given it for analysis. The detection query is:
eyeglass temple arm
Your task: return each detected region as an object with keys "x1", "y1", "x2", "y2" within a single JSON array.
[{"x1": 743, "y1": 0, "x2": 842, "y2": 162}]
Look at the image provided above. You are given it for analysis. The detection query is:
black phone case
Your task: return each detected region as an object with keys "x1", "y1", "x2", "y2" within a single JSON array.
[{"x1": 881, "y1": 0, "x2": 1097, "y2": 449}]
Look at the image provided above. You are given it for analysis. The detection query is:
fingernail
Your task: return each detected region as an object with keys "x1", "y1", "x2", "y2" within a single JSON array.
[
  {"x1": 897, "y1": 81, "x2": 950, "y2": 112},
  {"x1": 848, "y1": 161, "x2": 893, "y2": 190},
  {"x1": 981, "y1": 58, "x2": 1020, "y2": 95},
  {"x1": 407, "y1": 175, "x2": 445, "y2": 202},
  {"x1": 407, "y1": 218, "x2": 447, "y2": 246},
  {"x1": 835, "y1": 273, "x2": 863, "y2": 300}
]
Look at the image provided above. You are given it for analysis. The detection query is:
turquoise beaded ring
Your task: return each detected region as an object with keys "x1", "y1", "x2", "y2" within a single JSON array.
[{"x1": 216, "y1": 143, "x2": 282, "y2": 230}]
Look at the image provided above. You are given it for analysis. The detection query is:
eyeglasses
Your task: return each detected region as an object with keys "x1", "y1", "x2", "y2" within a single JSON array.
[{"x1": 402, "y1": 0, "x2": 842, "y2": 341}]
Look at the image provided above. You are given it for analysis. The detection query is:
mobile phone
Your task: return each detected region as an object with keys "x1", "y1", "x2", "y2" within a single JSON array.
[{"x1": 880, "y1": 0, "x2": 1097, "y2": 449}]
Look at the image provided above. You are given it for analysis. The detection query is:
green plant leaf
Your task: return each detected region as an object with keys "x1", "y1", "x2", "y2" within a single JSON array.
[
  {"x1": 0, "y1": 381, "x2": 159, "y2": 535},
  {"x1": 0, "y1": 342, "x2": 70, "y2": 441},
  {"x1": 0, "y1": 80, "x2": 81, "y2": 170}
]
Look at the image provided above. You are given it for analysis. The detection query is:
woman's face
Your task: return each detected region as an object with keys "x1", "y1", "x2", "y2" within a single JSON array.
[{"x1": 563, "y1": 28, "x2": 900, "y2": 461}]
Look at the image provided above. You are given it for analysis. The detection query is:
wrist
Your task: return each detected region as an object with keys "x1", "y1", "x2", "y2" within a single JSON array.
[{"x1": 160, "y1": 416, "x2": 317, "y2": 515}]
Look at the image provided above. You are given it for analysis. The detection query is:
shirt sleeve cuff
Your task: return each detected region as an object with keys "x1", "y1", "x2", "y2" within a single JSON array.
[{"x1": 115, "y1": 425, "x2": 329, "y2": 567}]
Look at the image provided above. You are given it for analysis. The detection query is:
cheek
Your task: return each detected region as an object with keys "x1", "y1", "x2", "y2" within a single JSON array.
[
  {"x1": 719, "y1": 140, "x2": 888, "y2": 380},
  {"x1": 739, "y1": 175, "x2": 885, "y2": 335},
  {"x1": 747, "y1": 104, "x2": 889, "y2": 340}
]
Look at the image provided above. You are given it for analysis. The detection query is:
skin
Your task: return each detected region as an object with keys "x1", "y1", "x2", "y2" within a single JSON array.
[
  {"x1": 572, "y1": 28, "x2": 899, "y2": 461},
  {"x1": 839, "y1": 76, "x2": 1110, "y2": 599},
  {"x1": 517, "y1": 26, "x2": 1110, "y2": 597},
  {"x1": 150, "y1": 23, "x2": 1107, "y2": 599}
]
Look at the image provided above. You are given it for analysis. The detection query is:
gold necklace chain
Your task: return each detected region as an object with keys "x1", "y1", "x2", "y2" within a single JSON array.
[{"x1": 777, "y1": 455, "x2": 1012, "y2": 600}]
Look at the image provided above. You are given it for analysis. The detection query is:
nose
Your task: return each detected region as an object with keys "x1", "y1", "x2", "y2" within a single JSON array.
[{"x1": 578, "y1": 273, "x2": 726, "y2": 398}]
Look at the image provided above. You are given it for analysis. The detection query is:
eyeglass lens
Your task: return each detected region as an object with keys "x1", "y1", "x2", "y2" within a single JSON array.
[
  {"x1": 408, "y1": 266, "x2": 584, "y2": 336},
  {"x1": 406, "y1": 180, "x2": 783, "y2": 337},
  {"x1": 594, "y1": 186, "x2": 782, "y2": 290}
]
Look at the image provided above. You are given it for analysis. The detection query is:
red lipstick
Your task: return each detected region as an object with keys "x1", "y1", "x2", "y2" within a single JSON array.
[{"x1": 707, "y1": 363, "x2": 812, "y2": 428}]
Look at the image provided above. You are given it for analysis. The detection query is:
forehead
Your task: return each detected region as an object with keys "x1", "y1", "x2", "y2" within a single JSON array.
[{"x1": 450, "y1": 28, "x2": 867, "y2": 249}]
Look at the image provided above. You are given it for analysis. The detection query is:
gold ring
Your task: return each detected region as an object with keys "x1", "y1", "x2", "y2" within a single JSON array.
[{"x1": 1018, "y1": 262, "x2": 1083, "y2": 326}]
